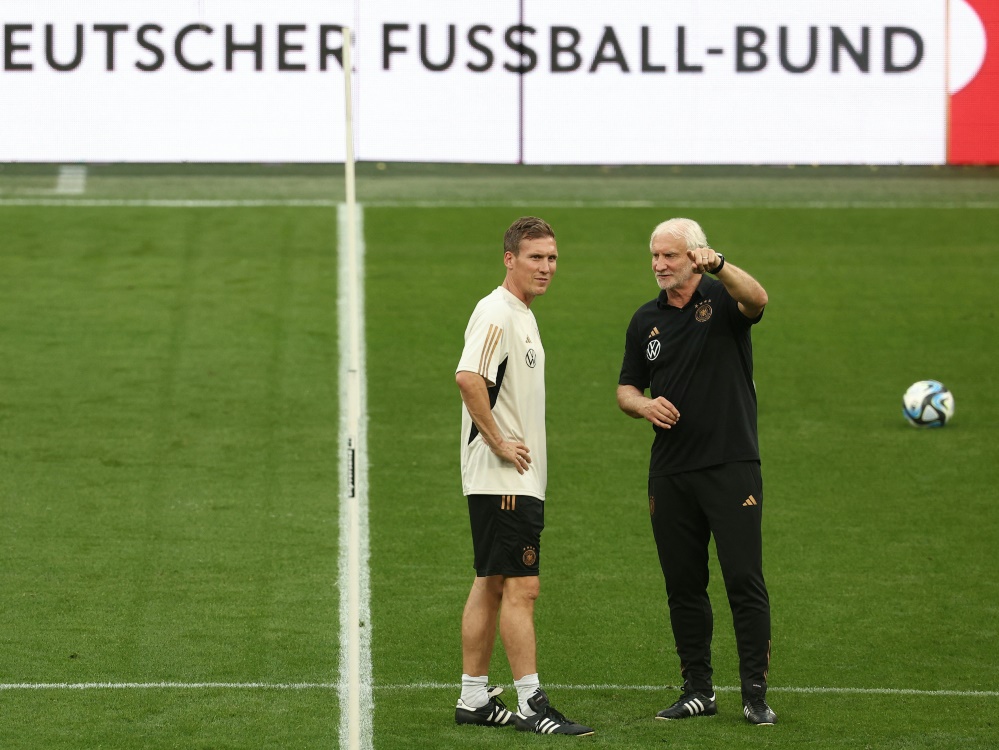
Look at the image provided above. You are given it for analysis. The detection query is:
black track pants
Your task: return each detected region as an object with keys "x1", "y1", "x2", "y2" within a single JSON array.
[{"x1": 648, "y1": 461, "x2": 771, "y2": 697}]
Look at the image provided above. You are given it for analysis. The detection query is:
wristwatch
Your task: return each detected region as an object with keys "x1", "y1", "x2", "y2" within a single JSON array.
[{"x1": 710, "y1": 254, "x2": 726, "y2": 274}]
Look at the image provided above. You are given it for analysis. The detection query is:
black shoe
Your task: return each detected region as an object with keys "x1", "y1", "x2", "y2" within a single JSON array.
[
  {"x1": 515, "y1": 689, "x2": 594, "y2": 736},
  {"x1": 655, "y1": 690, "x2": 717, "y2": 720},
  {"x1": 455, "y1": 686, "x2": 515, "y2": 727},
  {"x1": 742, "y1": 695, "x2": 777, "y2": 725}
]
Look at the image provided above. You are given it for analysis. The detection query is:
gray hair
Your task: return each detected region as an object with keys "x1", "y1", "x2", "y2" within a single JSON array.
[{"x1": 650, "y1": 218, "x2": 707, "y2": 251}]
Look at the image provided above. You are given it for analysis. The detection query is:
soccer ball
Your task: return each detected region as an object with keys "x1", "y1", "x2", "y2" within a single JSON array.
[{"x1": 902, "y1": 380, "x2": 955, "y2": 428}]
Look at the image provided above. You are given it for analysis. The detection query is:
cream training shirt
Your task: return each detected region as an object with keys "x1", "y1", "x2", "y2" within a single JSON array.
[{"x1": 456, "y1": 286, "x2": 547, "y2": 500}]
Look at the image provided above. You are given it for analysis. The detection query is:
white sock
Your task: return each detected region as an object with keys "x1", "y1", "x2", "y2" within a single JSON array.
[
  {"x1": 460, "y1": 674, "x2": 489, "y2": 708},
  {"x1": 514, "y1": 673, "x2": 542, "y2": 715}
]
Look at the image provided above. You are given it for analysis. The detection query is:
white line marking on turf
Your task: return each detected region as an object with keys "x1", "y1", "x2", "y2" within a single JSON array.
[
  {"x1": 2, "y1": 682, "x2": 996, "y2": 698},
  {"x1": 0, "y1": 683, "x2": 339, "y2": 690},
  {"x1": 377, "y1": 682, "x2": 999, "y2": 697},
  {"x1": 0, "y1": 199, "x2": 340, "y2": 208},
  {"x1": 361, "y1": 200, "x2": 999, "y2": 210},
  {"x1": 337, "y1": 202, "x2": 373, "y2": 750},
  {"x1": 1, "y1": 198, "x2": 998, "y2": 210}
]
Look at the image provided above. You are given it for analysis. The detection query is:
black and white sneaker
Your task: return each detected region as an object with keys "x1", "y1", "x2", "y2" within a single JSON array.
[
  {"x1": 655, "y1": 690, "x2": 717, "y2": 720},
  {"x1": 455, "y1": 686, "x2": 515, "y2": 727},
  {"x1": 742, "y1": 695, "x2": 777, "y2": 725},
  {"x1": 515, "y1": 689, "x2": 594, "y2": 736}
]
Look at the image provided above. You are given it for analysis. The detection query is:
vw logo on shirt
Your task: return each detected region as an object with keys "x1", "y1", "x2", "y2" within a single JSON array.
[
  {"x1": 646, "y1": 340, "x2": 660, "y2": 361},
  {"x1": 525, "y1": 349, "x2": 537, "y2": 368}
]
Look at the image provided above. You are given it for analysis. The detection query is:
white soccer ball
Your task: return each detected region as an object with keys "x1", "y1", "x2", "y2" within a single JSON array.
[{"x1": 902, "y1": 380, "x2": 955, "y2": 428}]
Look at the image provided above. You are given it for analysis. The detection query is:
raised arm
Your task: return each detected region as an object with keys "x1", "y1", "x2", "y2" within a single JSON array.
[{"x1": 688, "y1": 248, "x2": 768, "y2": 319}]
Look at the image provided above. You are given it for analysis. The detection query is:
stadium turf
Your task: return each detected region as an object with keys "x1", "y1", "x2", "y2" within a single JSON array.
[{"x1": 1, "y1": 166, "x2": 997, "y2": 748}]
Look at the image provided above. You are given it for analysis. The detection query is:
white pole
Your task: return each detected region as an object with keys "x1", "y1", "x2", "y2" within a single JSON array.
[{"x1": 343, "y1": 27, "x2": 357, "y2": 227}]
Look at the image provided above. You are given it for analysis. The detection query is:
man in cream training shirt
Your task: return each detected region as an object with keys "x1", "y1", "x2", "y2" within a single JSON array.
[{"x1": 453, "y1": 216, "x2": 593, "y2": 737}]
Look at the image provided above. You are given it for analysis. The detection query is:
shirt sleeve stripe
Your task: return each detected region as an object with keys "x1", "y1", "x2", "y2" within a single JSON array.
[{"x1": 478, "y1": 324, "x2": 502, "y2": 377}]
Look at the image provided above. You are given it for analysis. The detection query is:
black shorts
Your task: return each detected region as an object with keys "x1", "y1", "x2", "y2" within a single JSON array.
[{"x1": 467, "y1": 494, "x2": 544, "y2": 577}]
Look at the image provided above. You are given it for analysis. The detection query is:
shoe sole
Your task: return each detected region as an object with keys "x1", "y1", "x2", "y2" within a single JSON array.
[
  {"x1": 517, "y1": 726, "x2": 596, "y2": 736},
  {"x1": 655, "y1": 708, "x2": 717, "y2": 721},
  {"x1": 654, "y1": 714, "x2": 717, "y2": 721},
  {"x1": 516, "y1": 718, "x2": 595, "y2": 735}
]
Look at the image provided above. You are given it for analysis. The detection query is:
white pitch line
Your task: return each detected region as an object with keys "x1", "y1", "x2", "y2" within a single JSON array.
[
  {"x1": 1, "y1": 198, "x2": 998, "y2": 210},
  {"x1": 0, "y1": 682, "x2": 339, "y2": 690},
  {"x1": 2, "y1": 682, "x2": 996, "y2": 698},
  {"x1": 0, "y1": 199, "x2": 339, "y2": 208},
  {"x1": 337, "y1": 202, "x2": 373, "y2": 750},
  {"x1": 360, "y1": 200, "x2": 999, "y2": 210},
  {"x1": 385, "y1": 682, "x2": 999, "y2": 697}
]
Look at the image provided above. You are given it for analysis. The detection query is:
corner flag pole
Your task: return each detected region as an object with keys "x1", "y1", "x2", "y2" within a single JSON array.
[
  {"x1": 343, "y1": 27, "x2": 357, "y2": 235},
  {"x1": 342, "y1": 27, "x2": 359, "y2": 474}
]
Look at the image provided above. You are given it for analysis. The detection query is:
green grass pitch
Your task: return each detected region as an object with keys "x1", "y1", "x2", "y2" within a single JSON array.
[{"x1": 1, "y1": 165, "x2": 998, "y2": 748}]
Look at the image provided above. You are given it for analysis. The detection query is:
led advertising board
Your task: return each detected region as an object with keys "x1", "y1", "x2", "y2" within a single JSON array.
[{"x1": 1, "y1": 0, "x2": 994, "y2": 163}]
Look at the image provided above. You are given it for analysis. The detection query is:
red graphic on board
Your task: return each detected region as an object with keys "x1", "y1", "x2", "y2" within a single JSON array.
[{"x1": 950, "y1": 0, "x2": 999, "y2": 163}]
